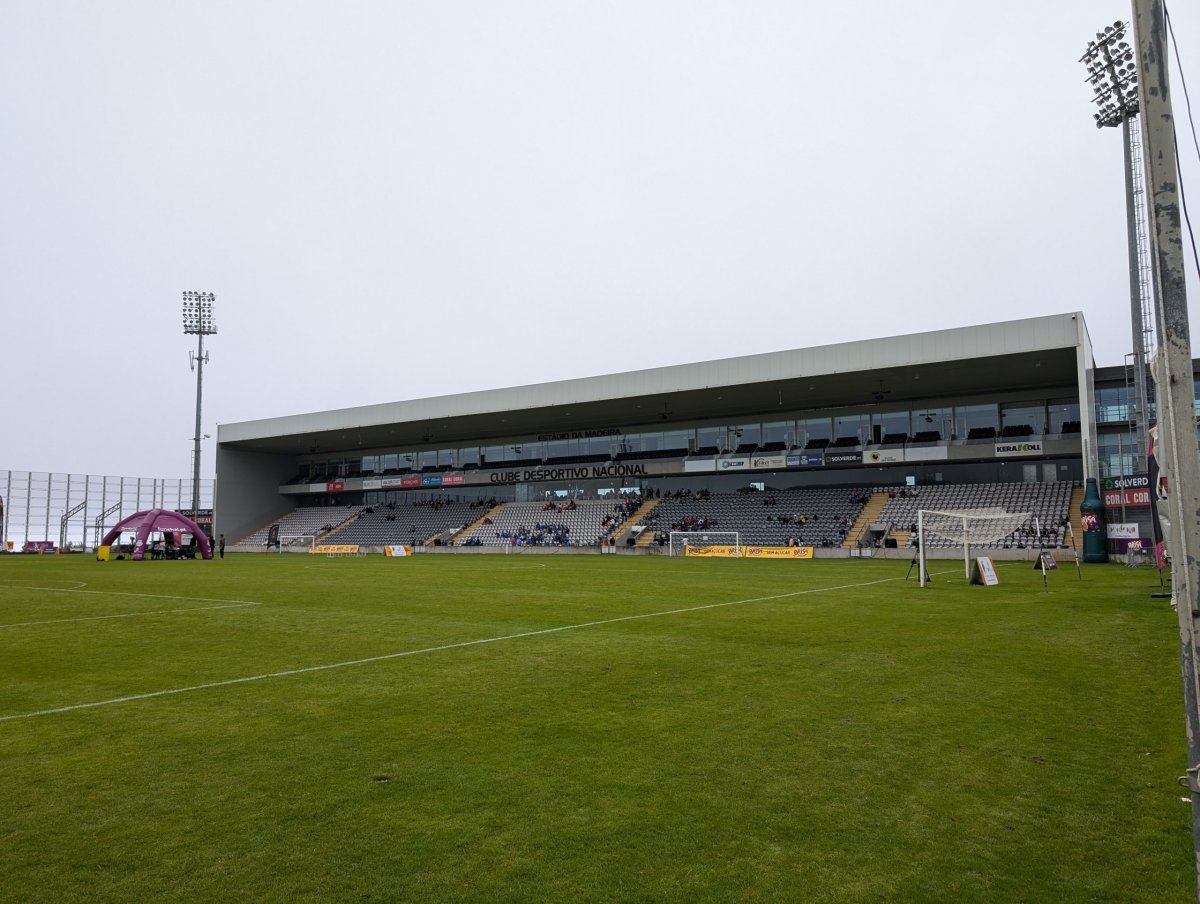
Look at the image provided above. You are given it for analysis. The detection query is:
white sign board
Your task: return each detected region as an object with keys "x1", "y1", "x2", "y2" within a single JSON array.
[
  {"x1": 970, "y1": 556, "x2": 1000, "y2": 586},
  {"x1": 1106, "y1": 523, "x2": 1141, "y2": 540}
]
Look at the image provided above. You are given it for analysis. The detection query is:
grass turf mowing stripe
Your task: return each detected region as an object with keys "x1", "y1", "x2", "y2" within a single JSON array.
[{"x1": 0, "y1": 573, "x2": 901, "y2": 723}]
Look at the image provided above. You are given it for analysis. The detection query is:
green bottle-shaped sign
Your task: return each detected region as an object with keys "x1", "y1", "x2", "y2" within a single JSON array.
[{"x1": 1080, "y1": 477, "x2": 1107, "y2": 563}]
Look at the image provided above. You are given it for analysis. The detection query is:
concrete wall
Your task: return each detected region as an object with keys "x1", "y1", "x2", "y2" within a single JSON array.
[{"x1": 214, "y1": 446, "x2": 295, "y2": 542}]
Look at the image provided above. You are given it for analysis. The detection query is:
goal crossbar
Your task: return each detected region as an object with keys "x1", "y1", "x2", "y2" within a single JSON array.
[
  {"x1": 917, "y1": 508, "x2": 1032, "y2": 586},
  {"x1": 668, "y1": 531, "x2": 742, "y2": 558}
]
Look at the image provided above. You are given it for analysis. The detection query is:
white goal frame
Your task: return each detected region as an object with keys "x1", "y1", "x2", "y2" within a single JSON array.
[
  {"x1": 277, "y1": 534, "x2": 316, "y2": 553},
  {"x1": 916, "y1": 509, "x2": 1031, "y2": 586},
  {"x1": 668, "y1": 531, "x2": 741, "y2": 558}
]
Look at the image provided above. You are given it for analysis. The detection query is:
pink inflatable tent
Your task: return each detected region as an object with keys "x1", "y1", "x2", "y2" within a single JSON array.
[{"x1": 100, "y1": 508, "x2": 213, "y2": 561}]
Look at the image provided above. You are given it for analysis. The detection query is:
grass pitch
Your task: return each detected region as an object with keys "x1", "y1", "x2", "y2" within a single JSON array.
[{"x1": 0, "y1": 553, "x2": 1191, "y2": 902}]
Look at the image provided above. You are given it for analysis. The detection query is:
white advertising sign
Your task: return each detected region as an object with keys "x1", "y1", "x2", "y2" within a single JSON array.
[
  {"x1": 1106, "y1": 523, "x2": 1141, "y2": 540},
  {"x1": 995, "y1": 441, "x2": 1043, "y2": 457},
  {"x1": 751, "y1": 456, "x2": 787, "y2": 470}
]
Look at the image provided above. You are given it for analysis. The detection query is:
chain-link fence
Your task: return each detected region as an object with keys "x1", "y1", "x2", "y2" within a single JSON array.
[{"x1": 0, "y1": 471, "x2": 214, "y2": 552}]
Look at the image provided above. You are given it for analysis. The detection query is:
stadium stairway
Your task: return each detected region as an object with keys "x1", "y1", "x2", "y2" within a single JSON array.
[
  {"x1": 611, "y1": 498, "x2": 657, "y2": 547},
  {"x1": 452, "y1": 504, "x2": 507, "y2": 544},
  {"x1": 1068, "y1": 484, "x2": 1085, "y2": 548},
  {"x1": 844, "y1": 493, "x2": 887, "y2": 549}
]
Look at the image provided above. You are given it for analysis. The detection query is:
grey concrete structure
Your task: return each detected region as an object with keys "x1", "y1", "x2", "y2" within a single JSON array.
[{"x1": 216, "y1": 313, "x2": 1097, "y2": 537}]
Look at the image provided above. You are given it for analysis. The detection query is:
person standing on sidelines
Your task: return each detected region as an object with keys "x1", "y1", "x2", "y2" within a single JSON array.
[{"x1": 218, "y1": 533, "x2": 226, "y2": 559}]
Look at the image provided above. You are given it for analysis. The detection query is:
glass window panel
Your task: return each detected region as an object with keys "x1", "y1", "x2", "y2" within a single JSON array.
[
  {"x1": 1096, "y1": 387, "x2": 1132, "y2": 423},
  {"x1": 798, "y1": 417, "x2": 832, "y2": 445},
  {"x1": 911, "y1": 407, "x2": 952, "y2": 439},
  {"x1": 1096, "y1": 432, "x2": 1135, "y2": 478},
  {"x1": 663, "y1": 430, "x2": 690, "y2": 450},
  {"x1": 955, "y1": 404, "x2": 998, "y2": 437},
  {"x1": 1048, "y1": 400, "x2": 1080, "y2": 433},
  {"x1": 762, "y1": 421, "x2": 792, "y2": 445},
  {"x1": 728, "y1": 424, "x2": 760, "y2": 448},
  {"x1": 1000, "y1": 402, "x2": 1045, "y2": 433},
  {"x1": 872, "y1": 411, "x2": 910, "y2": 435},
  {"x1": 833, "y1": 414, "x2": 869, "y2": 443},
  {"x1": 696, "y1": 427, "x2": 723, "y2": 450}
]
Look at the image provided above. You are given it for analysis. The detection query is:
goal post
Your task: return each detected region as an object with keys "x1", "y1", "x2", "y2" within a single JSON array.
[
  {"x1": 278, "y1": 534, "x2": 316, "y2": 553},
  {"x1": 916, "y1": 508, "x2": 1032, "y2": 586},
  {"x1": 668, "y1": 531, "x2": 741, "y2": 558}
]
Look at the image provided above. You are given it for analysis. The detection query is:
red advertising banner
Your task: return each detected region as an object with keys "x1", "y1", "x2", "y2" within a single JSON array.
[
  {"x1": 401, "y1": 475, "x2": 422, "y2": 488},
  {"x1": 326, "y1": 480, "x2": 345, "y2": 492},
  {"x1": 442, "y1": 473, "x2": 465, "y2": 486},
  {"x1": 1103, "y1": 487, "x2": 1151, "y2": 507}
]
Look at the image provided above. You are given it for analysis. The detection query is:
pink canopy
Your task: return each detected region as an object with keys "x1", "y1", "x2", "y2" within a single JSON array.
[{"x1": 100, "y1": 509, "x2": 213, "y2": 561}]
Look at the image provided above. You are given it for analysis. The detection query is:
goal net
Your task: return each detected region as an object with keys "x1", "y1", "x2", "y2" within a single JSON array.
[
  {"x1": 278, "y1": 534, "x2": 316, "y2": 553},
  {"x1": 917, "y1": 508, "x2": 1031, "y2": 586},
  {"x1": 668, "y1": 531, "x2": 742, "y2": 558}
]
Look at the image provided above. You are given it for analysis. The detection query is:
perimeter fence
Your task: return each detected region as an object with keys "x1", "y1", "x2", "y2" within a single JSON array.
[{"x1": 0, "y1": 470, "x2": 214, "y2": 552}]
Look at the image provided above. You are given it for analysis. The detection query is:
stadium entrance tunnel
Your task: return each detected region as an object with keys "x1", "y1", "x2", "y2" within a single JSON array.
[{"x1": 100, "y1": 509, "x2": 214, "y2": 561}]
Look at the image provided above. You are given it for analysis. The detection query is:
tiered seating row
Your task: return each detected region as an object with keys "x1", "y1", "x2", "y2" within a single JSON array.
[
  {"x1": 638, "y1": 488, "x2": 870, "y2": 548},
  {"x1": 326, "y1": 501, "x2": 480, "y2": 546},
  {"x1": 458, "y1": 499, "x2": 633, "y2": 547},
  {"x1": 234, "y1": 506, "x2": 362, "y2": 548},
  {"x1": 877, "y1": 482, "x2": 1075, "y2": 548}
]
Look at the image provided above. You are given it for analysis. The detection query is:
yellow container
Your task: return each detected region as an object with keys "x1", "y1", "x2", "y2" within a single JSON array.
[{"x1": 97, "y1": 545, "x2": 111, "y2": 562}]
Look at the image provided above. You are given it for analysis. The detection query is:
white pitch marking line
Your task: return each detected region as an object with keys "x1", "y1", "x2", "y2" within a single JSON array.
[
  {"x1": 0, "y1": 580, "x2": 89, "y2": 590},
  {"x1": 0, "y1": 574, "x2": 901, "y2": 723},
  {"x1": 0, "y1": 585, "x2": 263, "y2": 606},
  {"x1": 0, "y1": 601, "x2": 261, "y2": 630}
]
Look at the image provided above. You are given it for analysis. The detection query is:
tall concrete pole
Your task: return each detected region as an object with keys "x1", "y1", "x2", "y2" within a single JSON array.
[
  {"x1": 1131, "y1": 0, "x2": 1200, "y2": 895},
  {"x1": 192, "y1": 330, "x2": 205, "y2": 515}
]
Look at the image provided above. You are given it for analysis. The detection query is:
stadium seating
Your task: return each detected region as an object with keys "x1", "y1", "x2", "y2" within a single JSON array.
[
  {"x1": 457, "y1": 499, "x2": 635, "y2": 547},
  {"x1": 234, "y1": 505, "x2": 362, "y2": 549},
  {"x1": 875, "y1": 482, "x2": 1075, "y2": 549},
  {"x1": 637, "y1": 488, "x2": 869, "y2": 549},
  {"x1": 324, "y1": 501, "x2": 478, "y2": 546}
]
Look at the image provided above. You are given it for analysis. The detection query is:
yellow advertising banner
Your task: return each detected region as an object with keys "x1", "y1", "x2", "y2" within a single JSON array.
[
  {"x1": 744, "y1": 546, "x2": 814, "y2": 559},
  {"x1": 684, "y1": 545, "x2": 741, "y2": 558},
  {"x1": 684, "y1": 545, "x2": 815, "y2": 559},
  {"x1": 312, "y1": 544, "x2": 361, "y2": 555}
]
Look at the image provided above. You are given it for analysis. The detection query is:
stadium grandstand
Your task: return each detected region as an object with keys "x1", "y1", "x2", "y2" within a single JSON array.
[{"x1": 202, "y1": 311, "x2": 1189, "y2": 557}]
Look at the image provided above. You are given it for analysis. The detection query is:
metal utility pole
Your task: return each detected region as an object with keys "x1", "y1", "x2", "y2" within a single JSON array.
[
  {"x1": 1081, "y1": 20, "x2": 1155, "y2": 474},
  {"x1": 182, "y1": 291, "x2": 216, "y2": 519},
  {"x1": 1130, "y1": 0, "x2": 1200, "y2": 896}
]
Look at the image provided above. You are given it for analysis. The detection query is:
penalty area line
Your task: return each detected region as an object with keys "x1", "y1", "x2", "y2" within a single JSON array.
[
  {"x1": 0, "y1": 601, "x2": 261, "y2": 630},
  {"x1": 0, "y1": 586, "x2": 263, "y2": 606},
  {"x1": 0, "y1": 574, "x2": 902, "y2": 723}
]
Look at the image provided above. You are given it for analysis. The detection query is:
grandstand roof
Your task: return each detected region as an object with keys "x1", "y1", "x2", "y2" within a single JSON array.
[{"x1": 218, "y1": 312, "x2": 1091, "y2": 455}]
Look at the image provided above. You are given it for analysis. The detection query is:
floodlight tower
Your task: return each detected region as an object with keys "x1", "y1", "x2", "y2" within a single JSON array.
[
  {"x1": 182, "y1": 291, "x2": 216, "y2": 518},
  {"x1": 1080, "y1": 21, "x2": 1155, "y2": 474}
]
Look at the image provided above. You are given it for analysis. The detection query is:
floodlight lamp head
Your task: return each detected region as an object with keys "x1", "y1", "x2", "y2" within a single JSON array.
[{"x1": 181, "y1": 290, "x2": 218, "y2": 335}]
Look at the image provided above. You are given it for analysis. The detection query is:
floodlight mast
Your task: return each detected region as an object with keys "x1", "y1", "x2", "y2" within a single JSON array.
[
  {"x1": 1080, "y1": 20, "x2": 1154, "y2": 474},
  {"x1": 182, "y1": 291, "x2": 216, "y2": 520},
  {"x1": 1129, "y1": 0, "x2": 1200, "y2": 895}
]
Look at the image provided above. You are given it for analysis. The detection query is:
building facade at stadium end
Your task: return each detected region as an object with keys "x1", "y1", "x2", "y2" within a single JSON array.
[{"x1": 213, "y1": 312, "x2": 1197, "y2": 544}]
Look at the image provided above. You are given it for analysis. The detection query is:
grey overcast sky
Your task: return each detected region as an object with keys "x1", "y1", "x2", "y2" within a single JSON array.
[{"x1": 2, "y1": 1, "x2": 1198, "y2": 480}]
